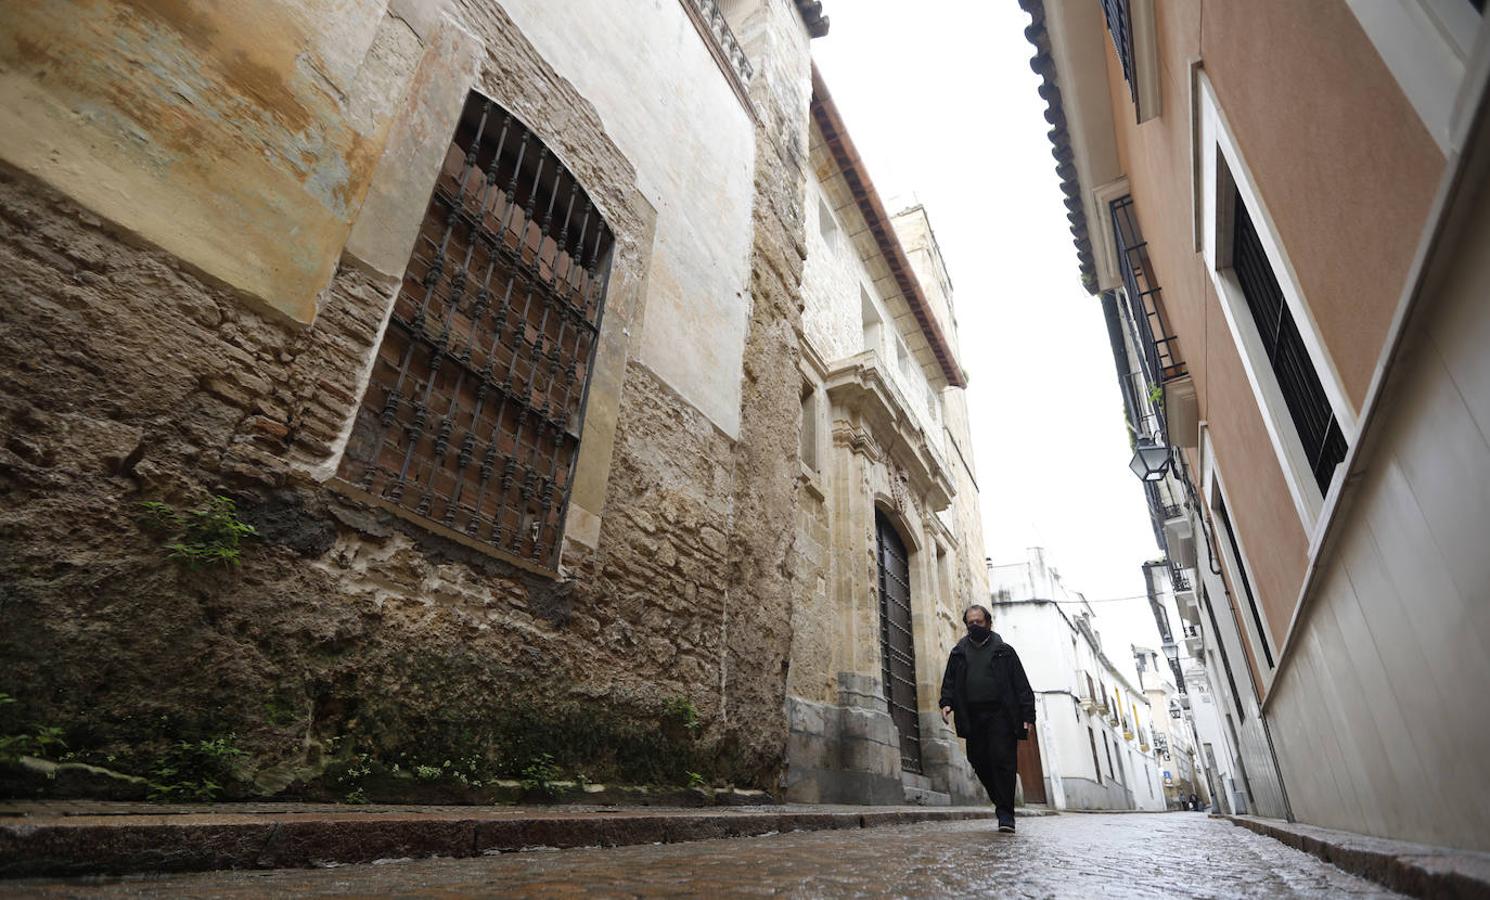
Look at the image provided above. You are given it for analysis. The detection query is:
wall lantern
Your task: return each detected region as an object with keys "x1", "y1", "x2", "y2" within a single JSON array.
[{"x1": 1129, "y1": 437, "x2": 1171, "y2": 482}]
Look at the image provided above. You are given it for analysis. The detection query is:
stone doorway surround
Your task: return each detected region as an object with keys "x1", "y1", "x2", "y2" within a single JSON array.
[{"x1": 784, "y1": 349, "x2": 984, "y2": 805}]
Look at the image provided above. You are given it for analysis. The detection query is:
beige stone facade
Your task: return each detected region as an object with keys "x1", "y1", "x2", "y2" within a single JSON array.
[
  {"x1": 0, "y1": 0, "x2": 825, "y2": 800},
  {"x1": 784, "y1": 75, "x2": 987, "y2": 806}
]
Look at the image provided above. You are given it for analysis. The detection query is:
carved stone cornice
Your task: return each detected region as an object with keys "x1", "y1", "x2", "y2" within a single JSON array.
[
  {"x1": 824, "y1": 351, "x2": 954, "y2": 512},
  {"x1": 678, "y1": 0, "x2": 758, "y2": 123},
  {"x1": 831, "y1": 421, "x2": 882, "y2": 461}
]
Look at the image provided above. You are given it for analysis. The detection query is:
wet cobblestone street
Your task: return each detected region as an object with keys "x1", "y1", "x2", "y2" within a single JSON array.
[{"x1": 13, "y1": 811, "x2": 1400, "y2": 898}]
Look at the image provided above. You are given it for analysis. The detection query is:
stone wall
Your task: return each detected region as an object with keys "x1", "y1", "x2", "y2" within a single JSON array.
[{"x1": 0, "y1": 0, "x2": 813, "y2": 802}]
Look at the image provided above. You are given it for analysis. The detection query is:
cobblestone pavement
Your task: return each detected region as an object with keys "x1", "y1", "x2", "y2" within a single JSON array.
[{"x1": 11, "y1": 812, "x2": 1400, "y2": 898}]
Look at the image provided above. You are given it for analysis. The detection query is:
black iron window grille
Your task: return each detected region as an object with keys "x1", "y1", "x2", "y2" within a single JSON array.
[
  {"x1": 1166, "y1": 656, "x2": 1186, "y2": 695},
  {"x1": 339, "y1": 92, "x2": 614, "y2": 571},
  {"x1": 1100, "y1": 0, "x2": 1137, "y2": 105},
  {"x1": 1216, "y1": 495, "x2": 1274, "y2": 670},
  {"x1": 1111, "y1": 196, "x2": 1187, "y2": 391},
  {"x1": 876, "y1": 512, "x2": 923, "y2": 775},
  {"x1": 1201, "y1": 582, "x2": 1248, "y2": 721},
  {"x1": 1231, "y1": 196, "x2": 1347, "y2": 496}
]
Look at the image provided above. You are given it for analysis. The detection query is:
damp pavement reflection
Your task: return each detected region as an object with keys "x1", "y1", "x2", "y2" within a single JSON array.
[{"x1": 12, "y1": 811, "x2": 1401, "y2": 898}]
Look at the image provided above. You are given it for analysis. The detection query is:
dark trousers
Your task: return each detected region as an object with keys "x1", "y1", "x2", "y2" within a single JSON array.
[{"x1": 964, "y1": 702, "x2": 1018, "y2": 821}]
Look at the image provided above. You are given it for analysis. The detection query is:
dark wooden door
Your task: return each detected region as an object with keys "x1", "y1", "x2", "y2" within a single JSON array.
[
  {"x1": 1018, "y1": 722, "x2": 1048, "y2": 803},
  {"x1": 875, "y1": 512, "x2": 922, "y2": 774}
]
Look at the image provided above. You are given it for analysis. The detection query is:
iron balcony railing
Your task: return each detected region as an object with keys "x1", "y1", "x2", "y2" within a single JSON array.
[
  {"x1": 1111, "y1": 195, "x2": 1187, "y2": 391},
  {"x1": 1100, "y1": 0, "x2": 1138, "y2": 105},
  {"x1": 1168, "y1": 561, "x2": 1192, "y2": 593}
]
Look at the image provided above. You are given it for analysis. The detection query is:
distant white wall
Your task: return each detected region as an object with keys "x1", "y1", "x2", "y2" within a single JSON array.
[{"x1": 990, "y1": 585, "x2": 1166, "y2": 813}]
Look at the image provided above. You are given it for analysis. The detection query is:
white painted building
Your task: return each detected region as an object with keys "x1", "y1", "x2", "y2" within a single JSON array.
[
  {"x1": 988, "y1": 549, "x2": 1166, "y2": 812},
  {"x1": 1133, "y1": 643, "x2": 1202, "y2": 809}
]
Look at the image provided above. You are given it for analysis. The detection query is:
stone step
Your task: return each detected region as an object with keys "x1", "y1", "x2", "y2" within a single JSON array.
[
  {"x1": 0, "y1": 803, "x2": 1004, "y2": 879},
  {"x1": 902, "y1": 784, "x2": 951, "y2": 806}
]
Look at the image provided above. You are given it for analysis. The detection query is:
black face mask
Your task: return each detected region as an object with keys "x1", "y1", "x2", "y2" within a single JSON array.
[{"x1": 966, "y1": 623, "x2": 990, "y2": 641}]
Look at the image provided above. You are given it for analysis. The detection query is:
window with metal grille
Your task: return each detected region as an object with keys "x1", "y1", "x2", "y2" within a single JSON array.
[
  {"x1": 1200, "y1": 582, "x2": 1248, "y2": 720},
  {"x1": 875, "y1": 511, "x2": 922, "y2": 775},
  {"x1": 1231, "y1": 195, "x2": 1346, "y2": 496},
  {"x1": 1111, "y1": 196, "x2": 1187, "y2": 390},
  {"x1": 1215, "y1": 495, "x2": 1274, "y2": 670},
  {"x1": 338, "y1": 93, "x2": 614, "y2": 571},
  {"x1": 1100, "y1": 0, "x2": 1137, "y2": 104},
  {"x1": 1089, "y1": 727, "x2": 1103, "y2": 784}
]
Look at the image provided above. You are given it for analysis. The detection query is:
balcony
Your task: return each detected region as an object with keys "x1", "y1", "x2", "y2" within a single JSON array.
[
  {"x1": 1079, "y1": 693, "x2": 1099, "y2": 713},
  {"x1": 1112, "y1": 196, "x2": 1186, "y2": 386},
  {"x1": 1162, "y1": 504, "x2": 1197, "y2": 569},
  {"x1": 1182, "y1": 624, "x2": 1203, "y2": 656},
  {"x1": 1164, "y1": 375, "x2": 1199, "y2": 449}
]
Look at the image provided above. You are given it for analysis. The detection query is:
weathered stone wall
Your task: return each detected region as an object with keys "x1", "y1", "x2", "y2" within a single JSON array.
[
  {"x1": 716, "y1": 0, "x2": 813, "y2": 783},
  {"x1": 0, "y1": 0, "x2": 425, "y2": 323},
  {"x1": 0, "y1": 0, "x2": 813, "y2": 801}
]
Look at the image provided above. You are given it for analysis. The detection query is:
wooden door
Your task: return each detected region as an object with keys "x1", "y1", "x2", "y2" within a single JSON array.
[{"x1": 1017, "y1": 722, "x2": 1048, "y2": 804}]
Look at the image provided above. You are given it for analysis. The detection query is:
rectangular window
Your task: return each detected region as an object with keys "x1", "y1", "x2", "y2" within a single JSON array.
[
  {"x1": 1089, "y1": 727, "x2": 1103, "y2": 784},
  {"x1": 1111, "y1": 196, "x2": 1186, "y2": 387},
  {"x1": 1216, "y1": 494, "x2": 1275, "y2": 669},
  {"x1": 338, "y1": 93, "x2": 613, "y2": 571},
  {"x1": 800, "y1": 383, "x2": 818, "y2": 471},
  {"x1": 1100, "y1": 0, "x2": 1136, "y2": 104},
  {"x1": 1201, "y1": 586, "x2": 1247, "y2": 721},
  {"x1": 818, "y1": 194, "x2": 839, "y2": 247},
  {"x1": 861, "y1": 288, "x2": 883, "y2": 355},
  {"x1": 1231, "y1": 196, "x2": 1347, "y2": 495}
]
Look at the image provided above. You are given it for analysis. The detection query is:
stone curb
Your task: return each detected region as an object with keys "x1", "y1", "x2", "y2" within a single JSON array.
[
  {"x1": 0, "y1": 805, "x2": 1045, "y2": 879},
  {"x1": 1225, "y1": 815, "x2": 1490, "y2": 899}
]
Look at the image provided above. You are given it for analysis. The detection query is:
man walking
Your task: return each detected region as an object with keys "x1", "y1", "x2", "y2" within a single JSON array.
[{"x1": 939, "y1": 604, "x2": 1036, "y2": 832}]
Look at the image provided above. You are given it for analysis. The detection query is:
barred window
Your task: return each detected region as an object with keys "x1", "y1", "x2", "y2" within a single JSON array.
[
  {"x1": 339, "y1": 93, "x2": 614, "y2": 571},
  {"x1": 1231, "y1": 195, "x2": 1346, "y2": 495},
  {"x1": 1100, "y1": 0, "x2": 1136, "y2": 105}
]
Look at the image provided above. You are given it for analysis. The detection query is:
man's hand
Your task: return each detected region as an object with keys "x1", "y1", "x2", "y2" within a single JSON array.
[{"x1": 940, "y1": 706, "x2": 952, "y2": 725}]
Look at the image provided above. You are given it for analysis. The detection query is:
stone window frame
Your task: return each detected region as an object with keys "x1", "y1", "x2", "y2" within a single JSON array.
[
  {"x1": 1199, "y1": 430, "x2": 1278, "y2": 698},
  {"x1": 1194, "y1": 70, "x2": 1358, "y2": 534},
  {"x1": 333, "y1": 92, "x2": 617, "y2": 573},
  {"x1": 1346, "y1": 0, "x2": 1486, "y2": 154},
  {"x1": 307, "y1": 11, "x2": 656, "y2": 577}
]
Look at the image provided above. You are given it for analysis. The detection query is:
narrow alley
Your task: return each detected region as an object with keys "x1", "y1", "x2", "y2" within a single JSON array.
[{"x1": 5, "y1": 0, "x2": 1490, "y2": 895}]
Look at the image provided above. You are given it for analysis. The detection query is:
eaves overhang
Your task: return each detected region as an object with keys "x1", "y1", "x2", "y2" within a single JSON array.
[
  {"x1": 810, "y1": 64, "x2": 968, "y2": 388},
  {"x1": 1019, "y1": 0, "x2": 1125, "y2": 296}
]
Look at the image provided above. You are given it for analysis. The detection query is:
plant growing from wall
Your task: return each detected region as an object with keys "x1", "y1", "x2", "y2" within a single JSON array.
[
  {"x1": 149, "y1": 734, "x2": 245, "y2": 802},
  {"x1": 663, "y1": 696, "x2": 702, "y2": 736},
  {"x1": 519, "y1": 753, "x2": 561, "y2": 798},
  {"x1": 1148, "y1": 382, "x2": 1165, "y2": 411},
  {"x1": 138, "y1": 496, "x2": 258, "y2": 569},
  {"x1": 0, "y1": 692, "x2": 67, "y2": 765}
]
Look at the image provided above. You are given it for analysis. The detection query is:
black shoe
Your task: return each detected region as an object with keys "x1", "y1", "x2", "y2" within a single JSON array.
[{"x1": 997, "y1": 821, "x2": 1016, "y2": 833}]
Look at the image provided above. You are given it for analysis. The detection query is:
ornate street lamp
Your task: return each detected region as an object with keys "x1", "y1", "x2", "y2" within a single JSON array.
[{"x1": 1129, "y1": 437, "x2": 1171, "y2": 482}]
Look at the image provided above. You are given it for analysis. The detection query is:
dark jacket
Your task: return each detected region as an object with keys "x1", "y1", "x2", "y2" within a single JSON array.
[{"x1": 938, "y1": 631, "x2": 1037, "y2": 740}]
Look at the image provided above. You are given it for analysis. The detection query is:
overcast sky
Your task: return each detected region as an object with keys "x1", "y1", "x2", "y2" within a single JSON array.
[{"x1": 812, "y1": 2, "x2": 1165, "y2": 663}]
